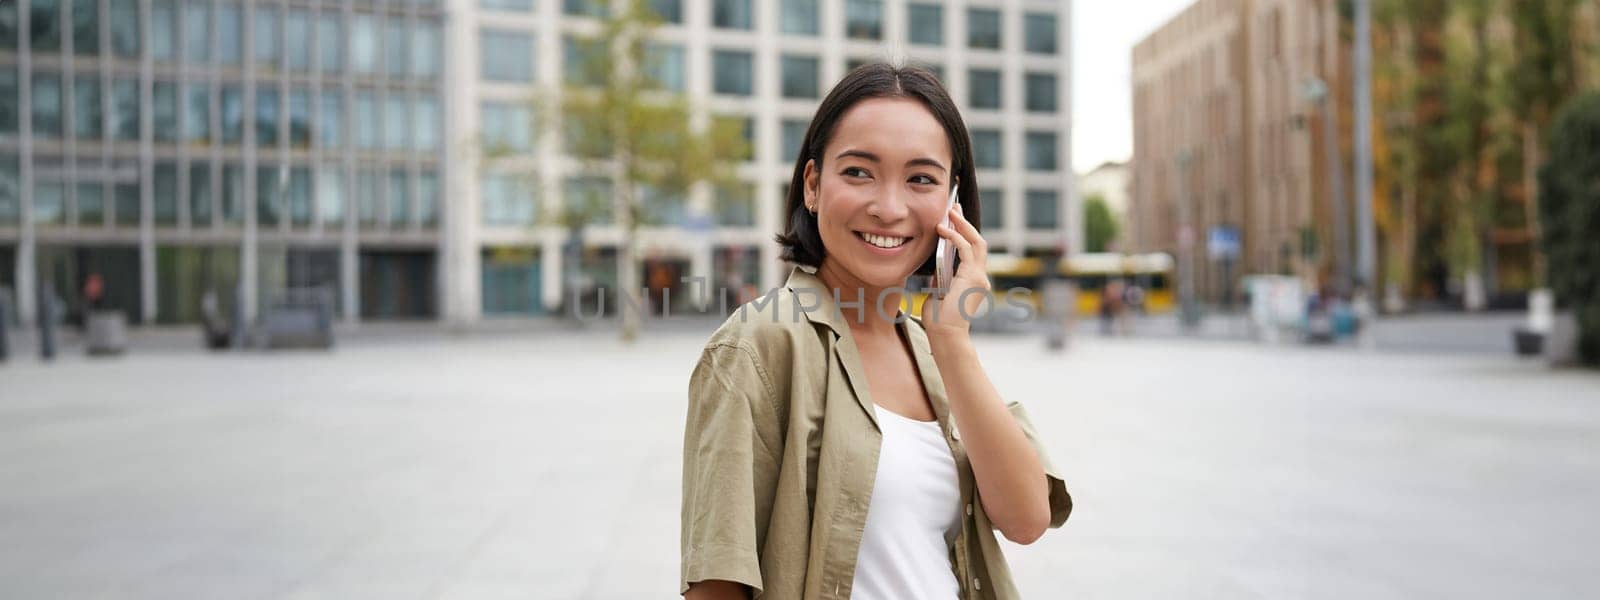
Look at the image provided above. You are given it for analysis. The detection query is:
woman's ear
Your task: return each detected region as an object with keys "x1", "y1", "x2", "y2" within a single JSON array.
[{"x1": 802, "y1": 159, "x2": 820, "y2": 213}]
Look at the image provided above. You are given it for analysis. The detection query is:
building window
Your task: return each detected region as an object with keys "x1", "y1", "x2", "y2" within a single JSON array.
[
  {"x1": 971, "y1": 129, "x2": 1001, "y2": 169},
  {"x1": 73, "y1": 0, "x2": 99, "y2": 56},
  {"x1": 640, "y1": 184, "x2": 687, "y2": 226},
  {"x1": 154, "y1": 163, "x2": 179, "y2": 225},
  {"x1": 781, "y1": 55, "x2": 820, "y2": 99},
  {"x1": 221, "y1": 165, "x2": 243, "y2": 224},
  {"x1": 1025, "y1": 13, "x2": 1058, "y2": 55},
  {"x1": 288, "y1": 88, "x2": 312, "y2": 148},
  {"x1": 253, "y1": 4, "x2": 278, "y2": 69},
  {"x1": 845, "y1": 0, "x2": 882, "y2": 40},
  {"x1": 150, "y1": 1, "x2": 179, "y2": 60},
  {"x1": 482, "y1": 102, "x2": 534, "y2": 152},
  {"x1": 154, "y1": 81, "x2": 179, "y2": 143},
  {"x1": 0, "y1": 156, "x2": 16, "y2": 224},
  {"x1": 356, "y1": 169, "x2": 381, "y2": 227},
  {"x1": 388, "y1": 169, "x2": 411, "y2": 227},
  {"x1": 32, "y1": 73, "x2": 63, "y2": 139},
  {"x1": 190, "y1": 162, "x2": 212, "y2": 226},
  {"x1": 714, "y1": 115, "x2": 754, "y2": 162},
  {"x1": 257, "y1": 166, "x2": 281, "y2": 227},
  {"x1": 1026, "y1": 190, "x2": 1059, "y2": 229},
  {"x1": 1025, "y1": 73, "x2": 1057, "y2": 113},
  {"x1": 317, "y1": 15, "x2": 341, "y2": 74},
  {"x1": 968, "y1": 8, "x2": 1001, "y2": 50},
  {"x1": 418, "y1": 171, "x2": 439, "y2": 228},
  {"x1": 111, "y1": 1, "x2": 139, "y2": 58},
  {"x1": 384, "y1": 96, "x2": 409, "y2": 150},
  {"x1": 30, "y1": 0, "x2": 61, "y2": 53},
  {"x1": 1025, "y1": 131, "x2": 1058, "y2": 171},
  {"x1": 413, "y1": 22, "x2": 441, "y2": 80},
  {"x1": 413, "y1": 97, "x2": 440, "y2": 151},
  {"x1": 713, "y1": 0, "x2": 753, "y2": 30},
  {"x1": 73, "y1": 75, "x2": 102, "y2": 140},
  {"x1": 185, "y1": 83, "x2": 209, "y2": 144},
  {"x1": 715, "y1": 182, "x2": 755, "y2": 227},
  {"x1": 220, "y1": 85, "x2": 242, "y2": 144},
  {"x1": 481, "y1": 30, "x2": 534, "y2": 82},
  {"x1": 114, "y1": 181, "x2": 139, "y2": 226},
  {"x1": 482, "y1": 0, "x2": 534, "y2": 10},
  {"x1": 565, "y1": 176, "x2": 613, "y2": 225},
  {"x1": 318, "y1": 91, "x2": 342, "y2": 149},
  {"x1": 907, "y1": 4, "x2": 942, "y2": 46},
  {"x1": 968, "y1": 69, "x2": 1000, "y2": 109},
  {"x1": 0, "y1": 71, "x2": 13, "y2": 136},
  {"x1": 712, "y1": 50, "x2": 753, "y2": 96},
  {"x1": 781, "y1": 0, "x2": 819, "y2": 36},
  {"x1": 255, "y1": 86, "x2": 279, "y2": 147},
  {"x1": 352, "y1": 15, "x2": 380, "y2": 74},
  {"x1": 318, "y1": 168, "x2": 345, "y2": 226},
  {"x1": 482, "y1": 174, "x2": 535, "y2": 226},
  {"x1": 77, "y1": 182, "x2": 105, "y2": 226},
  {"x1": 564, "y1": 35, "x2": 606, "y2": 87},
  {"x1": 782, "y1": 119, "x2": 807, "y2": 163},
  {"x1": 384, "y1": 17, "x2": 407, "y2": 78},
  {"x1": 980, "y1": 188, "x2": 1002, "y2": 229},
  {"x1": 644, "y1": 43, "x2": 686, "y2": 92},
  {"x1": 184, "y1": 1, "x2": 209, "y2": 64},
  {"x1": 649, "y1": 0, "x2": 683, "y2": 23},
  {"x1": 286, "y1": 10, "x2": 311, "y2": 72},
  {"x1": 33, "y1": 182, "x2": 64, "y2": 225},
  {"x1": 289, "y1": 167, "x2": 313, "y2": 227},
  {"x1": 564, "y1": 0, "x2": 609, "y2": 18},
  {"x1": 111, "y1": 78, "x2": 139, "y2": 140},
  {"x1": 216, "y1": 3, "x2": 239, "y2": 64}
]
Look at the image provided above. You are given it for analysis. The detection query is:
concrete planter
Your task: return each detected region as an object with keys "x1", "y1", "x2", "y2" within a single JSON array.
[
  {"x1": 1545, "y1": 312, "x2": 1580, "y2": 367},
  {"x1": 85, "y1": 310, "x2": 129, "y2": 356}
]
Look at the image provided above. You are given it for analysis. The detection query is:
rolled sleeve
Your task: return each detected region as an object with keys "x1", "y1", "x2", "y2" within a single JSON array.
[
  {"x1": 681, "y1": 343, "x2": 779, "y2": 596},
  {"x1": 1006, "y1": 401, "x2": 1073, "y2": 528}
]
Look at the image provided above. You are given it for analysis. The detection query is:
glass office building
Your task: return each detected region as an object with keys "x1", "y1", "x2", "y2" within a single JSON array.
[{"x1": 0, "y1": 0, "x2": 447, "y2": 326}]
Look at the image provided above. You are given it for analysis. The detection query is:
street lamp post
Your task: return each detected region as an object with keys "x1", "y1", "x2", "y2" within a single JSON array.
[
  {"x1": 1302, "y1": 76, "x2": 1349, "y2": 296},
  {"x1": 1174, "y1": 149, "x2": 1200, "y2": 330}
]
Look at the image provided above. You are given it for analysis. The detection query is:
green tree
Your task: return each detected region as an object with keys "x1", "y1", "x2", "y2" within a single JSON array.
[
  {"x1": 1537, "y1": 91, "x2": 1600, "y2": 365},
  {"x1": 524, "y1": 0, "x2": 746, "y2": 341},
  {"x1": 1083, "y1": 194, "x2": 1119, "y2": 253}
]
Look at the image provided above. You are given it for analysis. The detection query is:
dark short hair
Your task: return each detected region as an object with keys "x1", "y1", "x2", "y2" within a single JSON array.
[{"x1": 774, "y1": 63, "x2": 981, "y2": 276}]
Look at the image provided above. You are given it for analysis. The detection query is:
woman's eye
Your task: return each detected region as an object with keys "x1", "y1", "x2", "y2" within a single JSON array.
[
  {"x1": 842, "y1": 167, "x2": 871, "y2": 179},
  {"x1": 909, "y1": 175, "x2": 938, "y2": 185}
]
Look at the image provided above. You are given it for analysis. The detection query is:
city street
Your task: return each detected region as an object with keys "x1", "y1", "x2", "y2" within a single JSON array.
[{"x1": 2, "y1": 326, "x2": 1598, "y2": 599}]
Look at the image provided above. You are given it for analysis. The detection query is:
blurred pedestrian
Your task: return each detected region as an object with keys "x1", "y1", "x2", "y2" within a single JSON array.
[{"x1": 83, "y1": 272, "x2": 105, "y2": 311}]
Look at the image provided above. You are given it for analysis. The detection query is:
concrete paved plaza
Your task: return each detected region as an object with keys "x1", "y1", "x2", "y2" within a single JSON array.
[{"x1": 2, "y1": 326, "x2": 1599, "y2": 599}]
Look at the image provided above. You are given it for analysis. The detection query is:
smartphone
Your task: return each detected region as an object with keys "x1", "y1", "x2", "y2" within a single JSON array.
[{"x1": 935, "y1": 184, "x2": 960, "y2": 298}]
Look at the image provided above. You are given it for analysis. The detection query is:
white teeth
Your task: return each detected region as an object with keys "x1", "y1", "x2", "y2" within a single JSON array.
[{"x1": 861, "y1": 233, "x2": 908, "y2": 249}]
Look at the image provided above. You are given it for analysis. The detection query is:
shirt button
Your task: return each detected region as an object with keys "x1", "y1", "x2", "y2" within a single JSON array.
[
  {"x1": 967, "y1": 503, "x2": 974, "y2": 516},
  {"x1": 973, "y1": 577, "x2": 982, "y2": 591},
  {"x1": 951, "y1": 426, "x2": 961, "y2": 441}
]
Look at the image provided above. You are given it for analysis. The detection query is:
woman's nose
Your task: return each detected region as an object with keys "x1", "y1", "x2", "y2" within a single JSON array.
[{"x1": 866, "y1": 187, "x2": 912, "y2": 222}]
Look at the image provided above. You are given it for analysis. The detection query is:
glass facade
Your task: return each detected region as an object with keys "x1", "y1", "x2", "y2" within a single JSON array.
[
  {"x1": 645, "y1": 43, "x2": 686, "y2": 92},
  {"x1": 73, "y1": 0, "x2": 98, "y2": 55},
  {"x1": 972, "y1": 129, "x2": 1002, "y2": 169},
  {"x1": 74, "y1": 75, "x2": 102, "y2": 140},
  {"x1": 482, "y1": 102, "x2": 534, "y2": 152},
  {"x1": 1026, "y1": 190, "x2": 1059, "y2": 229},
  {"x1": 980, "y1": 188, "x2": 1003, "y2": 229},
  {"x1": 483, "y1": 175, "x2": 535, "y2": 226},
  {"x1": 32, "y1": 74, "x2": 63, "y2": 139},
  {"x1": 782, "y1": 119, "x2": 807, "y2": 163},
  {"x1": 650, "y1": 0, "x2": 683, "y2": 23}
]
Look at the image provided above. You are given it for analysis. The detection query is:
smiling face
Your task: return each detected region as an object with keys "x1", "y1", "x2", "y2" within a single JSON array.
[{"x1": 803, "y1": 97, "x2": 955, "y2": 290}]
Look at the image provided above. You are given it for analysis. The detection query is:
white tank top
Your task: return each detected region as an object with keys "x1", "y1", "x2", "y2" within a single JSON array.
[{"x1": 850, "y1": 403, "x2": 963, "y2": 600}]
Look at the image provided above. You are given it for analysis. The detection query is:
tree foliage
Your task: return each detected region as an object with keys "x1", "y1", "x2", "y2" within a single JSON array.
[{"x1": 1537, "y1": 92, "x2": 1600, "y2": 365}]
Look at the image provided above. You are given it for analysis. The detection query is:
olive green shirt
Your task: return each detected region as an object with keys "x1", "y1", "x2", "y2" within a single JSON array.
[{"x1": 681, "y1": 266, "x2": 1072, "y2": 599}]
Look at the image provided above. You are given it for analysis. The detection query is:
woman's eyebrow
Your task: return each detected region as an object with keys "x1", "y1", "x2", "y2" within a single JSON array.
[{"x1": 835, "y1": 150, "x2": 948, "y2": 173}]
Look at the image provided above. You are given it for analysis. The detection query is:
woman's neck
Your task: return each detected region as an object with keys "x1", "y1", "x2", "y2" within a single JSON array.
[{"x1": 816, "y1": 260, "x2": 905, "y2": 335}]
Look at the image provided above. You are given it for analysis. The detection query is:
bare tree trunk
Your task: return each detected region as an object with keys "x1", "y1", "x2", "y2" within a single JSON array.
[
  {"x1": 618, "y1": 163, "x2": 641, "y2": 343},
  {"x1": 1522, "y1": 121, "x2": 1545, "y2": 288}
]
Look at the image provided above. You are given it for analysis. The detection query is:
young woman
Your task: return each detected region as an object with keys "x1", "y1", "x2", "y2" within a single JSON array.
[{"x1": 681, "y1": 64, "x2": 1072, "y2": 600}]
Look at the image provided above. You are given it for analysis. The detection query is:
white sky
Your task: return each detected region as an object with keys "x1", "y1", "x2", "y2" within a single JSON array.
[{"x1": 1071, "y1": 0, "x2": 1195, "y2": 173}]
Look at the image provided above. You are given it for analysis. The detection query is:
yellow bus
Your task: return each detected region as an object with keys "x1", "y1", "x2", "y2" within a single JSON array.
[{"x1": 900, "y1": 253, "x2": 1174, "y2": 317}]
